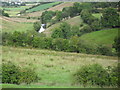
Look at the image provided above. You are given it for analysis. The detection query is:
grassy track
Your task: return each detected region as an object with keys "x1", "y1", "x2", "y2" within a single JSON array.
[
  {"x1": 26, "y1": 2, "x2": 60, "y2": 13},
  {"x1": 2, "y1": 46, "x2": 117, "y2": 88},
  {"x1": 79, "y1": 28, "x2": 118, "y2": 47}
]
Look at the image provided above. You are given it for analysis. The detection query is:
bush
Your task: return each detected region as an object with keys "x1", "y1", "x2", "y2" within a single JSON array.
[
  {"x1": 2, "y1": 62, "x2": 40, "y2": 84},
  {"x1": 73, "y1": 64, "x2": 118, "y2": 87},
  {"x1": 34, "y1": 22, "x2": 41, "y2": 32},
  {"x1": 113, "y1": 36, "x2": 120, "y2": 56},
  {"x1": 97, "y1": 45, "x2": 113, "y2": 56}
]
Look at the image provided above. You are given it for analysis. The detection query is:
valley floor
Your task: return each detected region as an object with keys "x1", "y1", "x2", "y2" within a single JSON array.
[{"x1": 1, "y1": 46, "x2": 118, "y2": 88}]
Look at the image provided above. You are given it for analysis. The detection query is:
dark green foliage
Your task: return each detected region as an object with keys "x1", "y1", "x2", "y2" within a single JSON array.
[
  {"x1": 52, "y1": 38, "x2": 69, "y2": 51},
  {"x1": 41, "y1": 11, "x2": 56, "y2": 24},
  {"x1": 3, "y1": 30, "x2": 114, "y2": 56},
  {"x1": 51, "y1": 22, "x2": 71, "y2": 39},
  {"x1": 73, "y1": 64, "x2": 118, "y2": 87},
  {"x1": 32, "y1": 37, "x2": 52, "y2": 49},
  {"x1": 80, "y1": 9, "x2": 101, "y2": 32},
  {"x1": 55, "y1": 11, "x2": 63, "y2": 22},
  {"x1": 2, "y1": 62, "x2": 39, "y2": 84},
  {"x1": 97, "y1": 45, "x2": 113, "y2": 56},
  {"x1": 67, "y1": 36, "x2": 79, "y2": 52},
  {"x1": 62, "y1": 7, "x2": 70, "y2": 19},
  {"x1": 79, "y1": 25, "x2": 92, "y2": 36},
  {"x1": 51, "y1": 28, "x2": 63, "y2": 38},
  {"x1": 101, "y1": 8, "x2": 119, "y2": 28},
  {"x1": 0, "y1": 10, "x2": 9, "y2": 17},
  {"x1": 33, "y1": 22, "x2": 41, "y2": 32},
  {"x1": 113, "y1": 36, "x2": 120, "y2": 56},
  {"x1": 70, "y1": 26, "x2": 80, "y2": 36},
  {"x1": 90, "y1": 20, "x2": 101, "y2": 31},
  {"x1": 91, "y1": 2, "x2": 118, "y2": 8}
]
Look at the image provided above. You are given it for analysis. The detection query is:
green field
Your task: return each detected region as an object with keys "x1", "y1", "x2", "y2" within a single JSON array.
[
  {"x1": 2, "y1": 19, "x2": 34, "y2": 33},
  {"x1": 92, "y1": 13, "x2": 102, "y2": 19},
  {"x1": 26, "y1": 2, "x2": 60, "y2": 13},
  {"x1": 3, "y1": 6, "x2": 31, "y2": 17},
  {"x1": 79, "y1": 28, "x2": 118, "y2": 47},
  {"x1": 2, "y1": 46, "x2": 117, "y2": 88}
]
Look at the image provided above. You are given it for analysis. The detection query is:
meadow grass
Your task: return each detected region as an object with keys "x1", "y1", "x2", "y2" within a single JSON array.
[
  {"x1": 2, "y1": 19, "x2": 34, "y2": 33},
  {"x1": 79, "y1": 28, "x2": 118, "y2": 47},
  {"x1": 92, "y1": 13, "x2": 102, "y2": 19},
  {"x1": 26, "y1": 2, "x2": 60, "y2": 13},
  {"x1": 3, "y1": 6, "x2": 31, "y2": 17},
  {"x1": 2, "y1": 46, "x2": 118, "y2": 88}
]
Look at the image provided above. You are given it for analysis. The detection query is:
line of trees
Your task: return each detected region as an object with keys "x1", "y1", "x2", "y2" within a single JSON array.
[{"x1": 2, "y1": 30, "x2": 116, "y2": 56}]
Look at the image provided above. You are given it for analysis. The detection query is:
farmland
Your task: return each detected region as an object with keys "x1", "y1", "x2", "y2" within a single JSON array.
[
  {"x1": 26, "y1": 2, "x2": 61, "y2": 13},
  {"x1": 2, "y1": 46, "x2": 118, "y2": 88},
  {"x1": 1, "y1": 1, "x2": 119, "y2": 88},
  {"x1": 1, "y1": 16, "x2": 34, "y2": 33},
  {"x1": 79, "y1": 28, "x2": 118, "y2": 47}
]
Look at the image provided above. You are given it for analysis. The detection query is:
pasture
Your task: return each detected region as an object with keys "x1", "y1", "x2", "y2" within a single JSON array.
[
  {"x1": 79, "y1": 28, "x2": 118, "y2": 47},
  {"x1": 1, "y1": 17, "x2": 34, "y2": 33},
  {"x1": 3, "y1": 6, "x2": 32, "y2": 17},
  {"x1": 26, "y1": 2, "x2": 61, "y2": 13},
  {"x1": 2, "y1": 46, "x2": 117, "y2": 88}
]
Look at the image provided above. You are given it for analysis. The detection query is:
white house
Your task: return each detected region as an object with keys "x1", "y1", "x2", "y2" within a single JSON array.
[{"x1": 38, "y1": 24, "x2": 46, "y2": 33}]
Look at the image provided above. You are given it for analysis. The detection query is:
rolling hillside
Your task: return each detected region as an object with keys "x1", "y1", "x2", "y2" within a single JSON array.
[
  {"x1": 26, "y1": 2, "x2": 61, "y2": 13},
  {"x1": 1, "y1": 16, "x2": 34, "y2": 33},
  {"x1": 2, "y1": 46, "x2": 117, "y2": 88},
  {"x1": 44, "y1": 16, "x2": 84, "y2": 37},
  {"x1": 24, "y1": 2, "x2": 74, "y2": 18},
  {"x1": 79, "y1": 28, "x2": 118, "y2": 47}
]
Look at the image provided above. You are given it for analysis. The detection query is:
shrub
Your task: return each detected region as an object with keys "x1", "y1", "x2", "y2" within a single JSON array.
[
  {"x1": 2, "y1": 61, "x2": 40, "y2": 84},
  {"x1": 73, "y1": 64, "x2": 118, "y2": 87},
  {"x1": 97, "y1": 45, "x2": 113, "y2": 56},
  {"x1": 113, "y1": 36, "x2": 120, "y2": 56},
  {"x1": 34, "y1": 22, "x2": 41, "y2": 32}
]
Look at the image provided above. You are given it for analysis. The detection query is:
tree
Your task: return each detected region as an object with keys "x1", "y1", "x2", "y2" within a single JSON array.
[
  {"x1": 33, "y1": 22, "x2": 41, "y2": 32},
  {"x1": 62, "y1": 7, "x2": 70, "y2": 19},
  {"x1": 113, "y1": 36, "x2": 120, "y2": 56},
  {"x1": 60, "y1": 22, "x2": 71, "y2": 39},
  {"x1": 101, "y1": 8, "x2": 119, "y2": 28},
  {"x1": 0, "y1": 10, "x2": 9, "y2": 17},
  {"x1": 51, "y1": 22, "x2": 71, "y2": 39},
  {"x1": 70, "y1": 26, "x2": 80, "y2": 36},
  {"x1": 90, "y1": 20, "x2": 101, "y2": 31},
  {"x1": 55, "y1": 11, "x2": 63, "y2": 22},
  {"x1": 79, "y1": 25, "x2": 92, "y2": 36},
  {"x1": 51, "y1": 28, "x2": 63, "y2": 38}
]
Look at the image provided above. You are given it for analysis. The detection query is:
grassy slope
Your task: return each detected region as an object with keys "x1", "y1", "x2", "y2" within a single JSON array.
[
  {"x1": 26, "y1": 2, "x2": 60, "y2": 13},
  {"x1": 44, "y1": 16, "x2": 83, "y2": 37},
  {"x1": 92, "y1": 13, "x2": 102, "y2": 19},
  {"x1": 24, "y1": 2, "x2": 74, "y2": 18},
  {"x1": 3, "y1": 6, "x2": 32, "y2": 17},
  {"x1": 79, "y1": 28, "x2": 118, "y2": 47},
  {"x1": 2, "y1": 46, "x2": 117, "y2": 88},
  {"x1": 1, "y1": 17, "x2": 34, "y2": 33}
]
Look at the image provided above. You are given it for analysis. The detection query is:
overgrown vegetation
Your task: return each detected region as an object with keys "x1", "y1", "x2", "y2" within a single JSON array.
[
  {"x1": 2, "y1": 30, "x2": 116, "y2": 56},
  {"x1": 0, "y1": 9, "x2": 9, "y2": 17},
  {"x1": 2, "y1": 61, "x2": 40, "y2": 84},
  {"x1": 73, "y1": 64, "x2": 119, "y2": 87}
]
